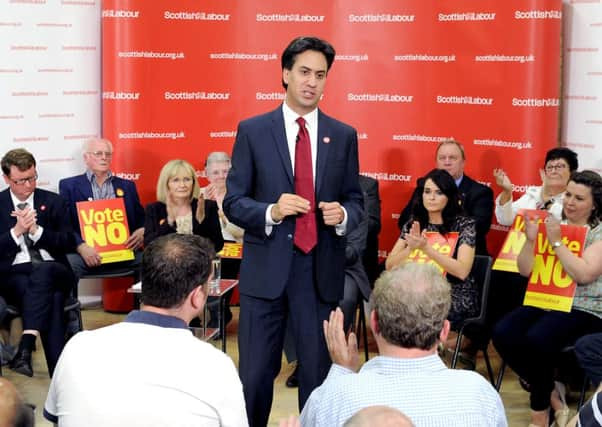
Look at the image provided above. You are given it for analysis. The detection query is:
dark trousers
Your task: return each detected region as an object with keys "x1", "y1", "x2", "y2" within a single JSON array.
[
  {"x1": 493, "y1": 306, "x2": 602, "y2": 411},
  {"x1": 2, "y1": 261, "x2": 74, "y2": 375},
  {"x1": 238, "y1": 251, "x2": 334, "y2": 427},
  {"x1": 575, "y1": 333, "x2": 602, "y2": 387}
]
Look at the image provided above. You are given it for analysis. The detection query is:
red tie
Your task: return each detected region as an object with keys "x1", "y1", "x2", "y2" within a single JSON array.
[{"x1": 294, "y1": 117, "x2": 317, "y2": 253}]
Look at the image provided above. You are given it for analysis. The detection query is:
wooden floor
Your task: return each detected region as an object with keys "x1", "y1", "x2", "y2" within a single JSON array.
[{"x1": 2, "y1": 306, "x2": 588, "y2": 426}]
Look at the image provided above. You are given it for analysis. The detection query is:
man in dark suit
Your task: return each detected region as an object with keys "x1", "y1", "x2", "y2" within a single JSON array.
[
  {"x1": 338, "y1": 174, "x2": 381, "y2": 333},
  {"x1": 0, "y1": 149, "x2": 77, "y2": 377},
  {"x1": 397, "y1": 140, "x2": 493, "y2": 255},
  {"x1": 223, "y1": 36, "x2": 363, "y2": 426},
  {"x1": 59, "y1": 138, "x2": 145, "y2": 279}
]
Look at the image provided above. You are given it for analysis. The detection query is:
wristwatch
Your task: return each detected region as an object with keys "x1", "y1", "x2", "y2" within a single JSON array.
[{"x1": 552, "y1": 241, "x2": 562, "y2": 249}]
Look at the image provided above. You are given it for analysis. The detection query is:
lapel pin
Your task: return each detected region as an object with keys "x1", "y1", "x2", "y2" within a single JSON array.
[
  {"x1": 40, "y1": 205, "x2": 46, "y2": 211},
  {"x1": 323, "y1": 137, "x2": 330, "y2": 144},
  {"x1": 88, "y1": 197, "x2": 93, "y2": 201},
  {"x1": 116, "y1": 188, "x2": 124, "y2": 197}
]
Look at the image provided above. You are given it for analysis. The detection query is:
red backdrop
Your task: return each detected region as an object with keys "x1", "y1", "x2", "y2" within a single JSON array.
[{"x1": 102, "y1": 0, "x2": 562, "y2": 256}]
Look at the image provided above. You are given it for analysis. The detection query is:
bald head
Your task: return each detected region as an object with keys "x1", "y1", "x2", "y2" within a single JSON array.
[
  {"x1": 344, "y1": 406, "x2": 414, "y2": 427},
  {"x1": 0, "y1": 378, "x2": 33, "y2": 427}
]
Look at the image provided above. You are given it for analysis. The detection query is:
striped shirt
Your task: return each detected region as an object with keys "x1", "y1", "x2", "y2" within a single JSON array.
[
  {"x1": 85, "y1": 170, "x2": 115, "y2": 200},
  {"x1": 300, "y1": 354, "x2": 507, "y2": 427}
]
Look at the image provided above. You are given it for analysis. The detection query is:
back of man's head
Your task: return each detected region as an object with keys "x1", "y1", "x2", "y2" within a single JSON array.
[
  {"x1": 370, "y1": 263, "x2": 451, "y2": 350},
  {"x1": 344, "y1": 405, "x2": 414, "y2": 427},
  {"x1": 0, "y1": 378, "x2": 34, "y2": 427},
  {"x1": 140, "y1": 234, "x2": 215, "y2": 308}
]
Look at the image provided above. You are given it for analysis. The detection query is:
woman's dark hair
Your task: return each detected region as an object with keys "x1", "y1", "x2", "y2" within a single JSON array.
[
  {"x1": 410, "y1": 168, "x2": 463, "y2": 233},
  {"x1": 568, "y1": 170, "x2": 602, "y2": 227},
  {"x1": 281, "y1": 36, "x2": 335, "y2": 89},
  {"x1": 545, "y1": 147, "x2": 578, "y2": 172}
]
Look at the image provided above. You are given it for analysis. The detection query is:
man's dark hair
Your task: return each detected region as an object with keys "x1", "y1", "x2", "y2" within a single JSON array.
[
  {"x1": 140, "y1": 234, "x2": 215, "y2": 308},
  {"x1": 1, "y1": 149, "x2": 36, "y2": 176},
  {"x1": 544, "y1": 147, "x2": 578, "y2": 172},
  {"x1": 281, "y1": 36, "x2": 336, "y2": 89}
]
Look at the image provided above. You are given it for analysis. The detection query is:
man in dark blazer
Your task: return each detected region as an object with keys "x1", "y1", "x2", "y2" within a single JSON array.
[
  {"x1": 59, "y1": 138, "x2": 145, "y2": 279},
  {"x1": 397, "y1": 140, "x2": 493, "y2": 255},
  {"x1": 0, "y1": 149, "x2": 77, "y2": 377},
  {"x1": 340, "y1": 174, "x2": 381, "y2": 331},
  {"x1": 223, "y1": 36, "x2": 363, "y2": 427}
]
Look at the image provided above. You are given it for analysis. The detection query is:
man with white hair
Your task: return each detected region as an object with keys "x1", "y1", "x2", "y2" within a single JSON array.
[
  {"x1": 300, "y1": 263, "x2": 507, "y2": 427},
  {"x1": 59, "y1": 137, "x2": 145, "y2": 279}
]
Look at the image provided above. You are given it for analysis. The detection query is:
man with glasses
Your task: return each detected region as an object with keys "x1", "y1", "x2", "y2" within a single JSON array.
[
  {"x1": 0, "y1": 148, "x2": 77, "y2": 377},
  {"x1": 59, "y1": 137, "x2": 145, "y2": 280}
]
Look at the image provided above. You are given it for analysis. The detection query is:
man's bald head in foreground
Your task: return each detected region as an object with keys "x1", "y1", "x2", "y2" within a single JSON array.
[
  {"x1": 344, "y1": 405, "x2": 414, "y2": 427},
  {"x1": 0, "y1": 378, "x2": 34, "y2": 427}
]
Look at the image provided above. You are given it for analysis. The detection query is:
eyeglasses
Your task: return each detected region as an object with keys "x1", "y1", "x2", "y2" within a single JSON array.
[
  {"x1": 7, "y1": 174, "x2": 38, "y2": 185},
  {"x1": 88, "y1": 151, "x2": 113, "y2": 159},
  {"x1": 545, "y1": 163, "x2": 567, "y2": 172}
]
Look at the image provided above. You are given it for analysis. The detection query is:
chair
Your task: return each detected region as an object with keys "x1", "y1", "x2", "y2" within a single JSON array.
[
  {"x1": 355, "y1": 296, "x2": 370, "y2": 362},
  {"x1": 495, "y1": 345, "x2": 590, "y2": 409},
  {"x1": 450, "y1": 255, "x2": 496, "y2": 386}
]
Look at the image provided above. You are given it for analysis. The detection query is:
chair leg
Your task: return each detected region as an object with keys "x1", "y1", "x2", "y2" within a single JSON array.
[
  {"x1": 450, "y1": 332, "x2": 464, "y2": 369},
  {"x1": 357, "y1": 302, "x2": 369, "y2": 362},
  {"x1": 578, "y1": 376, "x2": 589, "y2": 409},
  {"x1": 495, "y1": 360, "x2": 506, "y2": 391},
  {"x1": 482, "y1": 348, "x2": 496, "y2": 387}
]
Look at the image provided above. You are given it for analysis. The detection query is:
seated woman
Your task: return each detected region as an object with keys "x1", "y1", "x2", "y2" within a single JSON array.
[
  {"x1": 493, "y1": 147, "x2": 578, "y2": 226},
  {"x1": 144, "y1": 159, "x2": 223, "y2": 252},
  {"x1": 493, "y1": 170, "x2": 602, "y2": 427},
  {"x1": 386, "y1": 168, "x2": 477, "y2": 328},
  {"x1": 201, "y1": 152, "x2": 244, "y2": 244}
]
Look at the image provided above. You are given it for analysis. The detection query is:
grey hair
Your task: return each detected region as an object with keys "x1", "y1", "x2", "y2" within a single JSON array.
[{"x1": 370, "y1": 263, "x2": 451, "y2": 350}]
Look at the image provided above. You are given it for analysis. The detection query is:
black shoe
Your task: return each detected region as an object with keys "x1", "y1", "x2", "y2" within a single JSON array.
[
  {"x1": 10, "y1": 349, "x2": 33, "y2": 377},
  {"x1": 286, "y1": 365, "x2": 299, "y2": 388}
]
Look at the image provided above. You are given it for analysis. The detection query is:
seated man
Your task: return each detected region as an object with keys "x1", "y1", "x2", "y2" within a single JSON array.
[
  {"x1": 44, "y1": 234, "x2": 248, "y2": 426},
  {"x1": 0, "y1": 148, "x2": 76, "y2": 377},
  {"x1": 59, "y1": 137, "x2": 144, "y2": 280},
  {"x1": 300, "y1": 263, "x2": 507, "y2": 427}
]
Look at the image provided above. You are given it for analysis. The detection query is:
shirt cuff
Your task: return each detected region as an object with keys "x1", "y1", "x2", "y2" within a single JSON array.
[
  {"x1": 10, "y1": 228, "x2": 23, "y2": 246},
  {"x1": 29, "y1": 225, "x2": 44, "y2": 242}
]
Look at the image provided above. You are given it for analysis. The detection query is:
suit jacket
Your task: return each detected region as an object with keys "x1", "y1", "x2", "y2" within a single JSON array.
[
  {"x1": 0, "y1": 188, "x2": 76, "y2": 272},
  {"x1": 143, "y1": 198, "x2": 224, "y2": 253},
  {"x1": 358, "y1": 175, "x2": 381, "y2": 285},
  {"x1": 223, "y1": 106, "x2": 364, "y2": 303},
  {"x1": 397, "y1": 174, "x2": 493, "y2": 255},
  {"x1": 59, "y1": 174, "x2": 145, "y2": 245},
  {"x1": 345, "y1": 175, "x2": 381, "y2": 301}
]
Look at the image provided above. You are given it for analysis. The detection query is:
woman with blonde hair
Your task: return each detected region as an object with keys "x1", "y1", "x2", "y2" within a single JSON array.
[{"x1": 144, "y1": 159, "x2": 223, "y2": 252}]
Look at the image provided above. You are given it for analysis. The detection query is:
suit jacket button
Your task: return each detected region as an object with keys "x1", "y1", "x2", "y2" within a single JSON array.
[{"x1": 287, "y1": 234, "x2": 293, "y2": 240}]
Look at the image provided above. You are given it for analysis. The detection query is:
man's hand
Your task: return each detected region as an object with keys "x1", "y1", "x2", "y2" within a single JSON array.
[
  {"x1": 318, "y1": 201, "x2": 344, "y2": 226},
  {"x1": 125, "y1": 227, "x2": 144, "y2": 250},
  {"x1": 10, "y1": 207, "x2": 37, "y2": 237},
  {"x1": 77, "y1": 243, "x2": 102, "y2": 267},
  {"x1": 271, "y1": 193, "x2": 310, "y2": 222},
  {"x1": 323, "y1": 308, "x2": 359, "y2": 372}
]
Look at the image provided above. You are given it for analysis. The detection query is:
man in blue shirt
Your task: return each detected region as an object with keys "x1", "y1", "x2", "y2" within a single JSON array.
[{"x1": 300, "y1": 263, "x2": 507, "y2": 427}]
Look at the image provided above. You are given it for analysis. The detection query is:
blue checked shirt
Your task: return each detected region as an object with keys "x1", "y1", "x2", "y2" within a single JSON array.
[
  {"x1": 300, "y1": 354, "x2": 507, "y2": 427},
  {"x1": 85, "y1": 170, "x2": 115, "y2": 200}
]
